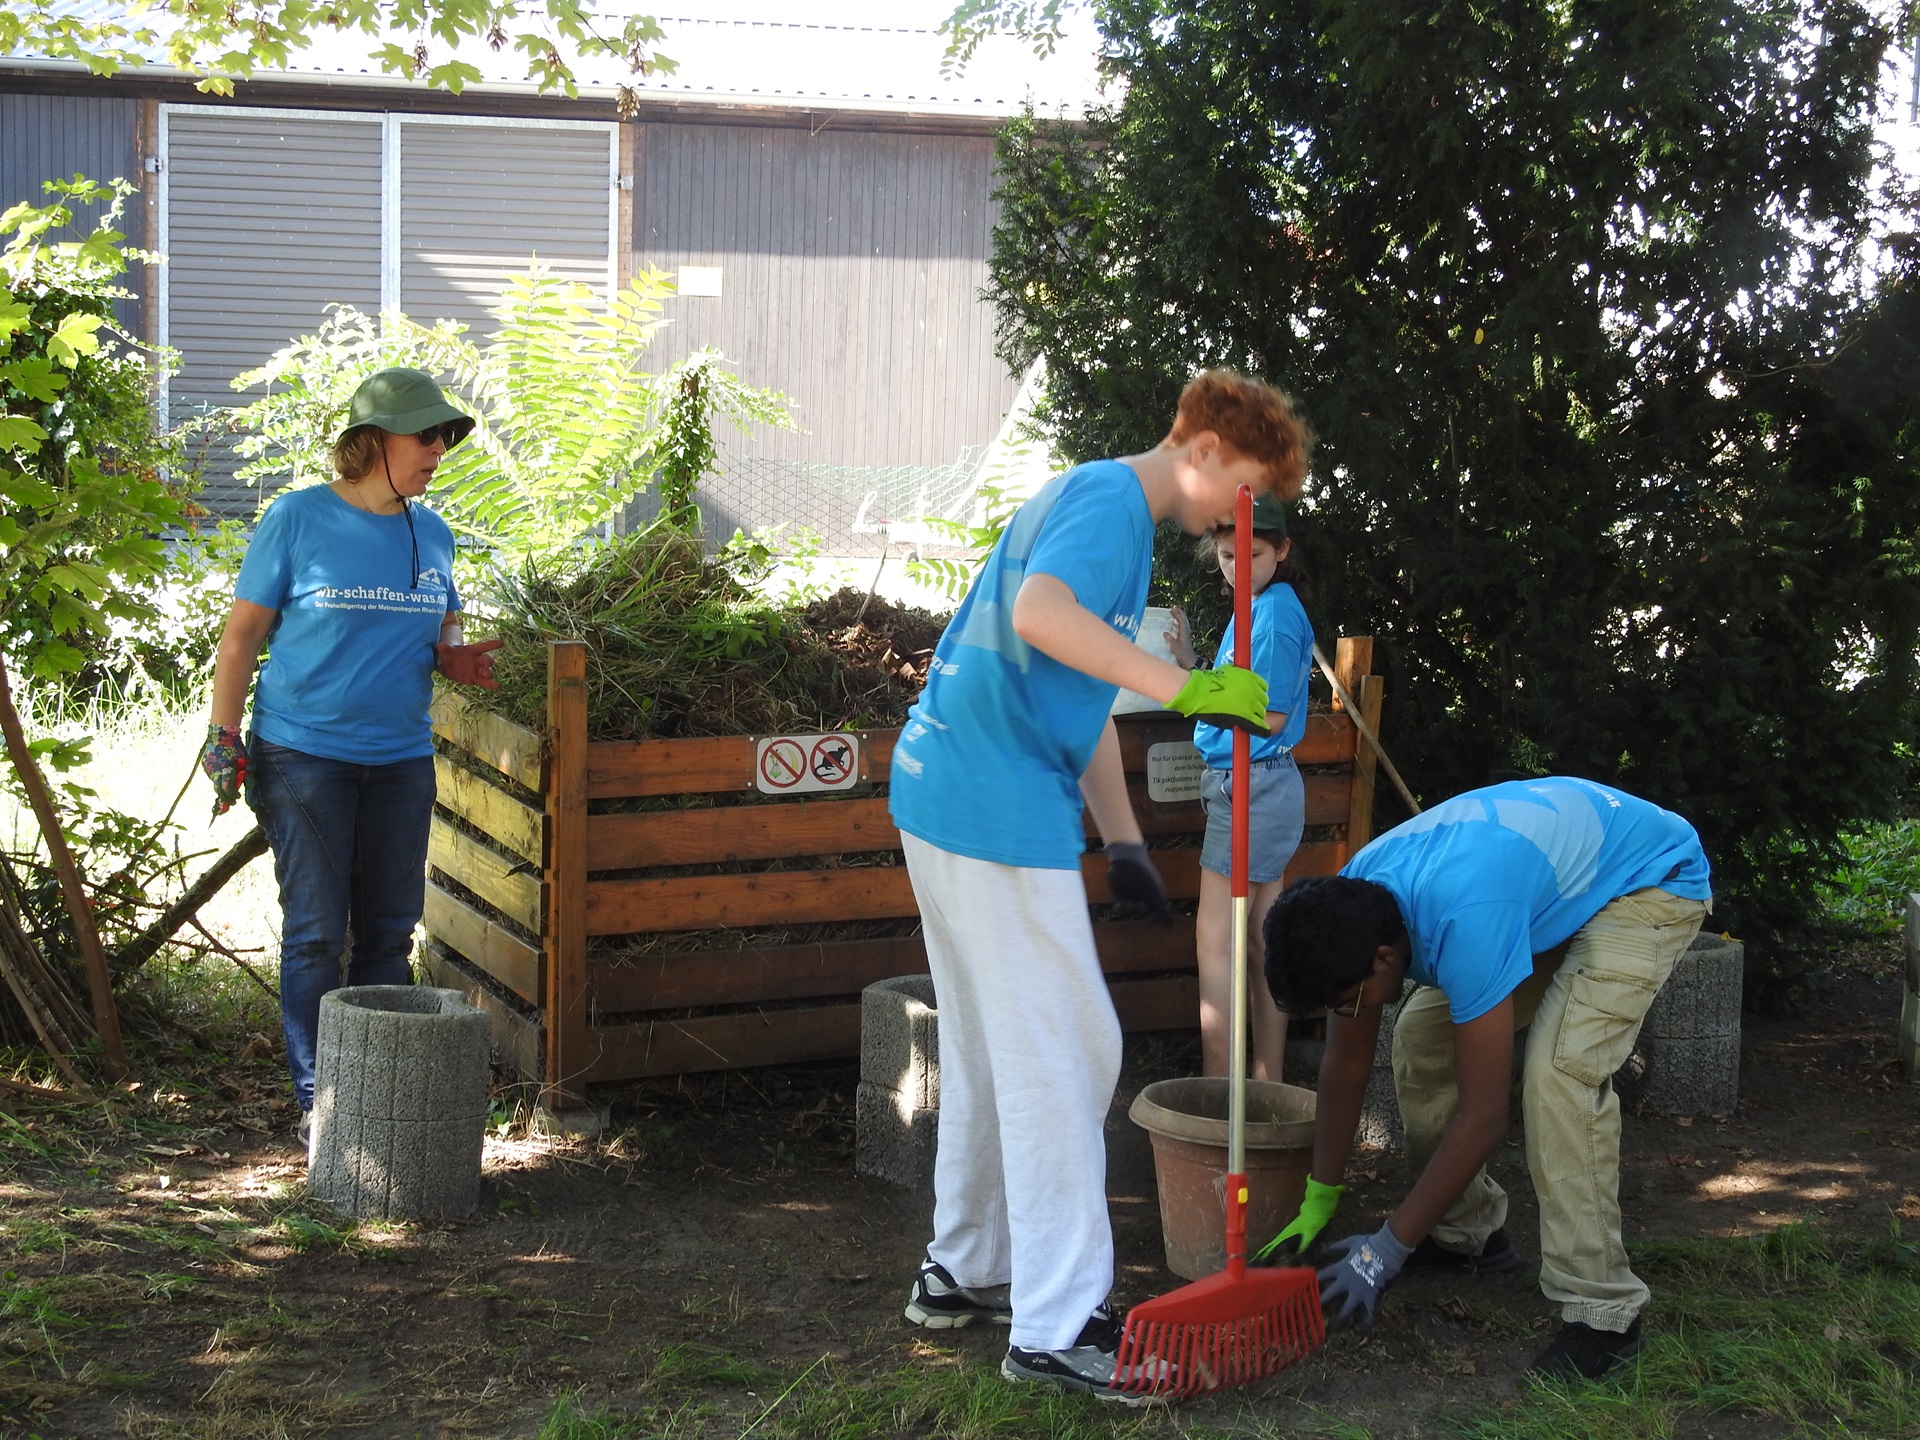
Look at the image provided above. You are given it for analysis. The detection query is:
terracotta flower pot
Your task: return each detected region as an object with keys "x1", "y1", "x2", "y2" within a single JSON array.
[{"x1": 1129, "y1": 1077, "x2": 1316, "y2": 1281}]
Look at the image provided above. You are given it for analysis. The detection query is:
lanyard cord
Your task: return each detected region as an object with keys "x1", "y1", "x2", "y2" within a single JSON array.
[{"x1": 379, "y1": 448, "x2": 420, "y2": 590}]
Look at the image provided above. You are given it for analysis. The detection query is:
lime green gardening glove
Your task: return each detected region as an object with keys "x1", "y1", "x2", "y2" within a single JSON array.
[
  {"x1": 1254, "y1": 1177, "x2": 1346, "y2": 1265},
  {"x1": 1169, "y1": 664, "x2": 1271, "y2": 736}
]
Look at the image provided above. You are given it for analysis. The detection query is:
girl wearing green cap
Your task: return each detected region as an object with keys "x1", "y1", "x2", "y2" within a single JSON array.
[{"x1": 199, "y1": 367, "x2": 502, "y2": 1145}]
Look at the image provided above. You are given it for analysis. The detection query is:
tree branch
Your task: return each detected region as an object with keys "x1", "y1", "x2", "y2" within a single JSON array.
[{"x1": 112, "y1": 825, "x2": 271, "y2": 975}]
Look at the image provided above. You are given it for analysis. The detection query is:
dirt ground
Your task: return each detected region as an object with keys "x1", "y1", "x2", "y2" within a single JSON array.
[{"x1": 6, "y1": 943, "x2": 1918, "y2": 1439}]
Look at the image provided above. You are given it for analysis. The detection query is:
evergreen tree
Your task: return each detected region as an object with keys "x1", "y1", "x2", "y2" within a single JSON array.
[{"x1": 988, "y1": 0, "x2": 1920, "y2": 948}]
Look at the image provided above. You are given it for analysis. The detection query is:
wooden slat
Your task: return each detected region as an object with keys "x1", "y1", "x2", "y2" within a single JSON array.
[
  {"x1": 423, "y1": 942, "x2": 543, "y2": 1083},
  {"x1": 588, "y1": 920, "x2": 1203, "y2": 1014},
  {"x1": 1292, "y1": 709, "x2": 1358, "y2": 766},
  {"x1": 578, "y1": 974, "x2": 1201, "y2": 1083},
  {"x1": 1115, "y1": 709, "x2": 1358, "y2": 766},
  {"x1": 1112, "y1": 974, "x2": 1200, "y2": 1032},
  {"x1": 1284, "y1": 840, "x2": 1344, "y2": 883},
  {"x1": 1113, "y1": 713, "x2": 1200, "y2": 767},
  {"x1": 545, "y1": 640, "x2": 592, "y2": 1109},
  {"x1": 587, "y1": 796, "x2": 898, "y2": 869},
  {"x1": 587, "y1": 865, "x2": 921, "y2": 935},
  {"x1": 435, "y1": 754, "x2": 544, "y2": 866},
  {"x1": 428, "y1": 817, "x2": 542, "y2": 932},
  {"x1": 1082, "y1": 847, "x2": 1203, "y2": 902},
  {"x1": 591, "y1": 934, "x2": 930, "y2": 1012},
  {"x1": 587, "y1": 731, "x2": 890, "y2": 801},
  {"x1": 423, "y1": 880, "x2": 542, "y2": 1006},
  {"x1": 586, "y1": 840, "x2": 1342, "y2": 940},
  {"x1": 431, "y1": 690, "x2": 543, "y2": 791},
  {"x1": 582, "y1": 1004, "x2": 865, "y2": 1080}
]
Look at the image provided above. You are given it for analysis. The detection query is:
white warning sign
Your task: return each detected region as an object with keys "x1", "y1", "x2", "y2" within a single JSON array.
[
  {"x1": 755, "y1": 733, "x2": 862, "y2": 795},
  {"x1": 1146, "y1": 740, "x2": 1207, "y2": 803}
]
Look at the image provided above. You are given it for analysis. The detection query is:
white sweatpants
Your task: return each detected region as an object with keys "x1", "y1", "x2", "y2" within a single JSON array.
[{"x1": 902, "y1": 832, "x2": 1123, "y2": 1352}]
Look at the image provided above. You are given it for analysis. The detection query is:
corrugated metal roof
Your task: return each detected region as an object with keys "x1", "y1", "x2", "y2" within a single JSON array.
[{"x1": 6, "y1": 1, "x2": 1112, "y2": 118}]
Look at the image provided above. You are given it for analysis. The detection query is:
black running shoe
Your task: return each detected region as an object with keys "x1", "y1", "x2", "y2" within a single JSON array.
[
  {"x1": 1530, "y1": 1316, "x2": 1645, "y2": 1381},
  {"x1": 1001, "y1": 1306, "x2": 1170, "y2": 1406},
  {"x1": 1404, "y1": 1226, "x2": 1524, "y2": 1275},
  {"x1": 903, "y1": 1260, "x2": 1012, "y2": 1329}
]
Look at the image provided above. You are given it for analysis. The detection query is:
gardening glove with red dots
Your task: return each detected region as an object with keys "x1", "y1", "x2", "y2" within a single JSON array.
[
  {"x1": 200, "y1": 724, "x2": 246, "y2": 817},
  {"x1": 1169, "y1": 664, "x2": 1270, "y2": 736},
  {"x1": 1105, "y1": 841, "x2": 1174, "y2": 925},
  {"x1": 436, "y1": 636, "x2": 503, "y2": 690}
]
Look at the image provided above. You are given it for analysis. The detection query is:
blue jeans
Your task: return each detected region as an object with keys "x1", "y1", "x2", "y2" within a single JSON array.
[{"x1": 247, "y1": 738, "x2": 436, "y2": 1109}]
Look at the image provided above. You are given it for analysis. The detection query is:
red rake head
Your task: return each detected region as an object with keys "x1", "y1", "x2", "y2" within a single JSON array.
[{"x1": 1109, "y1": 1265, "x2": 1324, "y2": 1399}]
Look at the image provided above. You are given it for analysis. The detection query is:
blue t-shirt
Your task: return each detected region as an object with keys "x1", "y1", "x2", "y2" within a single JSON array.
[
  {"x1": 235, "y1": 485, "x2": 460, "y2": 765},
  {"x1": 889, "y1": 460, "x2": 1155, "y2": 869},
  {"x1": 1345, "y1": 777, "x2": 1712, "y2": 1022},
  {"x1": 1194, "y1": 581, "x2": 1313, "y2": 767}
]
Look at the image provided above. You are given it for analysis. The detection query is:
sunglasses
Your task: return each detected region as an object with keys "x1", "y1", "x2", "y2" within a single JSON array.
[
  {"x1": 411, "y1": 422, "x2": 462, "y2": 447},
  {"x1": 1329, "y1": 974, "x2": 1372, "y2": 1020}
]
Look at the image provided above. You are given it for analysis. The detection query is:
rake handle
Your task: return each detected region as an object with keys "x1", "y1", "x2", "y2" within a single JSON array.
[{"x1": 1226, "y1": 484, "x2": 1253, "y2": 1278}]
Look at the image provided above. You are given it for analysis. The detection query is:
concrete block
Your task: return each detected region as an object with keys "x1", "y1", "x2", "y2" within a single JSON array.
[
  {"x1": 1905, "y1": 895, "x2": 1920, "y2": 993},
  {"x1": 857, "y1": 975, "x2": 940, "y2": 1186},
  {"x1": 856, "y1": 1081, "x2": 938, "y2": 1187},
  {"x1": 1622, "y1": 933, "x2": 1744, "y2": 1118},
  {"x1": 859, "y1": 973, "x2": 939, "y2": 1109},
  {"x1": 1643, "y1": 934, "x2": 1744, "y2": 1041},
  {"x1": 309, "y1": 985, "x2": 490, "y2": 1220},
  {"x1": 1904, "y1": 897, "x2": 1920, "y2": 1082}
]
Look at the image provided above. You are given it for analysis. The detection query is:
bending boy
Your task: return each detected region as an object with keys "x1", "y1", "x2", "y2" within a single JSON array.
[
  {"x1": 1262, "y1": 776, "x2": 1711, "y2": 1380},
  {"x1": 890, "y1": 371, "x2": 1312, "y2": 1403}
]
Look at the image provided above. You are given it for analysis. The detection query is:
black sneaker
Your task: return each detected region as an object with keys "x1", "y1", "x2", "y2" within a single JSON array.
[
  {"x1": 1404, "y1": 1226, "x2": 1524, "y2": 1275},
  {"x1": 1001, "y1": 1306, "x2": 1169, "y2": 1406},
  {"x1": 903, "y1": 1260, "x2": 1012, "y2": 1329},
  {"x1": 1529, "y1": 1316, "x2": 1645, "y2": 1381}
]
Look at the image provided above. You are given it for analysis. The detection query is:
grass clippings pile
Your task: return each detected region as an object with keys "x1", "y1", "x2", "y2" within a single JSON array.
[{"x1": 479, "y1": 524, "x2": 949, "y2": 743}]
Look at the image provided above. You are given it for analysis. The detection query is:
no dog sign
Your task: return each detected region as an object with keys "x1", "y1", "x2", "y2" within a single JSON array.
[{"x1": 755, "y1": 733, "x2": 862, "y2": 794}]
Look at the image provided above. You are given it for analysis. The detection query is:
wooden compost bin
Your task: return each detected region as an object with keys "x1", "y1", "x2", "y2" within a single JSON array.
[{"x1": 424, "y1": 637, "x2": 1385, "y2": 1107}]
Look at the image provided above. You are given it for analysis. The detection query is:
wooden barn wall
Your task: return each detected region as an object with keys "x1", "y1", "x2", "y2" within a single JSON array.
[
  {"x1": 0, "y1": 93, "x2": 145, "y2": 334},
  {"x1": 632, "y1": 120, "x2": 1021, "y2": 486}
]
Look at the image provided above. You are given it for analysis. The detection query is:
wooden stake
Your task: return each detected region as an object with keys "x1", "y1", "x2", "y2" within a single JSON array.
[{"x1": 542, "y1": 640, "x2": 591, "y2": 1109}]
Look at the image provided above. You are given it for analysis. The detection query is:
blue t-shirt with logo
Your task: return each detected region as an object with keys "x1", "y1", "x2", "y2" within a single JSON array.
[
  {"x1": 236, "y1": 485, "x2": 459, "y2": 765},
  {"x1": 1345, "y1": 776, "x2": 1712, "y2": 1022},
  {"x1": 1194, "y1": 581, "x2": 1313, "y2": 767},
  {"x1": 889, "y1": 460, "x2": 1154, "y2": 869}
]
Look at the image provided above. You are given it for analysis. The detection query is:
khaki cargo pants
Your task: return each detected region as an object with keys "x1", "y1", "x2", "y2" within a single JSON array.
[{"x1": 1391, "y1": 887, "x2": 1710, "y2": 1330}]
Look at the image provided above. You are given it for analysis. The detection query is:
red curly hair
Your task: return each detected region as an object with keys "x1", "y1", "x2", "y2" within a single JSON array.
[{"x1": 1164, "y1": 370, "x2": 1314, "y2": 502}]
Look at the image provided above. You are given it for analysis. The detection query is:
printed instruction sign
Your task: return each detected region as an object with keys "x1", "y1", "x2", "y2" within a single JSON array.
[
  {"x1": 755, "y1": 733, "x2": 862, "y2": 795},
  {"x1": 1146, "y1": 741, "x2": 1207, "y2": 803}
]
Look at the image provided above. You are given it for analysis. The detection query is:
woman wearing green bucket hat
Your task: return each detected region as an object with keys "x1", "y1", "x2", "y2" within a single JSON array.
[{"x1": 200, "y1": 367, "x2": 501, "y2": 1146}]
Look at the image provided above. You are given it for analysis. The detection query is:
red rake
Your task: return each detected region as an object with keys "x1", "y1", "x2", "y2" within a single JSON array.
[{"x1": 1110, "y1": 484, "x2": 1325, "y2": 1400}]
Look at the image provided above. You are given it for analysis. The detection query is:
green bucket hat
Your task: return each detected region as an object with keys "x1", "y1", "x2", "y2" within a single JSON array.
[
  {"x1": 339, "y1": 367, "x2": 475, "y2": 448},
  {"x1": 1250, "y1": 492, "x2": 1288, "y2": 536}
]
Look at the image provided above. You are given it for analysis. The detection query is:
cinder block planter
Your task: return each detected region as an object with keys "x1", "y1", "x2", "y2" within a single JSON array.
[
  {"x1": 1900, "y1": 895, "x2": 1920, "y2": 1082},
  {"x1": 1622, "y1": 932, "x2": 1744, "y2": 1118},
  {"x1": 309, "y1": 985, "x2": 491, "y2": 1220},
  {"x1": 856, "y1": 974, "x2": 939, "y2": 1187}
]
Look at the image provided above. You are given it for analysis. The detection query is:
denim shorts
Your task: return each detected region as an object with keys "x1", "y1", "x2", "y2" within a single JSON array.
[{"x1": 1199, "y1": 753, "x2": 1307, "y2": 883}]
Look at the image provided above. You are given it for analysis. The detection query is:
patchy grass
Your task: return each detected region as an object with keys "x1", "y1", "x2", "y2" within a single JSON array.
[{"x1": 1447, "y1": 1221, "x2": 1920, "y2": 1440}]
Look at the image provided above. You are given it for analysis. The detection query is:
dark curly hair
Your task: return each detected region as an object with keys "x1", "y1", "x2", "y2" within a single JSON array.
[{"x1": 1263, "y1": 876, "x2": 1406, "y2": 1013}]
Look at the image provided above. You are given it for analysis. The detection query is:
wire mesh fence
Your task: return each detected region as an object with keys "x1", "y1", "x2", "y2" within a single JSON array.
[{"x1": 625, "y1": 444, "x2": 988, "y2": 558}]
